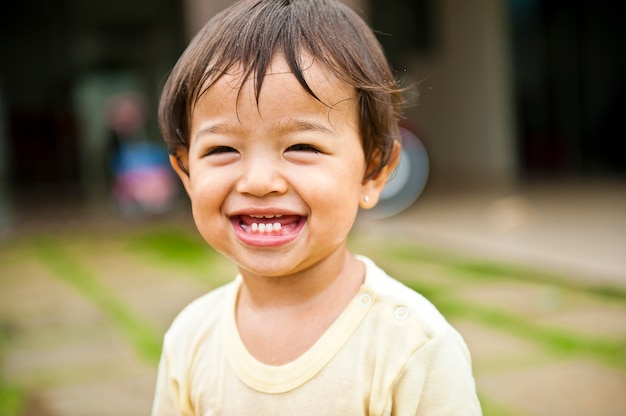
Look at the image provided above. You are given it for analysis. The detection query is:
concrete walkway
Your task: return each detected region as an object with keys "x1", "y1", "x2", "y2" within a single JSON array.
[
  {"x1": 358, "y1": 178, "x2": 626, "y2": 289},
  {"x1": 1, "y1": 179, "x2": 625, "y2": 415}
]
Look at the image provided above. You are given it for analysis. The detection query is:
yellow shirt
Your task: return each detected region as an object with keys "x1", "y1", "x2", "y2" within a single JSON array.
[{"x1": 151, "y1": 256, "x2": 481, "y2": 415}]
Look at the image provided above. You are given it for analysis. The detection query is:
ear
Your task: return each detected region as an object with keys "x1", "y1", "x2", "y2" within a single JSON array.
[
  {"x1": 169, "y1": 153, "x2": 191, "y2": 195},
  {"x1": 359, "y1": 140, "x2": 402, "y2": 210}
]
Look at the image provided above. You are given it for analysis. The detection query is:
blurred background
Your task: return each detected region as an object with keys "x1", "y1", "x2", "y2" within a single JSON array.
[{"x1": 0, "y1": 0, "x2": 625, "y2": 415}]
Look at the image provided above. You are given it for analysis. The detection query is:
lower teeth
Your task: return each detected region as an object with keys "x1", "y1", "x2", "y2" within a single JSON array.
[{"x1": 249, "y1": 222, "x2": 282, "y2": 234}]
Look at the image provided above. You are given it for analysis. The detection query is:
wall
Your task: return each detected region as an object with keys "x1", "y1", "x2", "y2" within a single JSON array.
[{"x1": 405, "y1": 0, "x2": 516, "y2": 187}]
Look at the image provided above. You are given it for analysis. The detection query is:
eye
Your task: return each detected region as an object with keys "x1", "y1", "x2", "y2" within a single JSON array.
[
  {"x1": 205, "y1": 146, "x2": 237, "y2": 156},
  {"x1": 286, "y1": 143, "x2": 320, "y2": 153}
]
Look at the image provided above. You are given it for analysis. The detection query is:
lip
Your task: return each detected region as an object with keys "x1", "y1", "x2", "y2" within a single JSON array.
[{"x1": 229, "y1": 213, "x2": 306, "y2": 247}]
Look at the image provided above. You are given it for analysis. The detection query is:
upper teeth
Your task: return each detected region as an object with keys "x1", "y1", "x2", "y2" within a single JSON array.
[{"x1": 249, "y1": 214, "x2": 283, "y2": 219}]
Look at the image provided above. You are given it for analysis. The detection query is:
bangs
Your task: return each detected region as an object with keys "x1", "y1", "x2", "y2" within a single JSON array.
[
  {"x1": 191, "y1": 0, "x2": 370, "y2": 108},
  {"x1": 160, "y1": 0, "x2": 404, "y2": 178}
]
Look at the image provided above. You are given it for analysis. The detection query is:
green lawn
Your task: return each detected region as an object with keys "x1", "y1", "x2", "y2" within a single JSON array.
[{"x1": 1, "y1": 225, "x2": 624, "y2": 416}]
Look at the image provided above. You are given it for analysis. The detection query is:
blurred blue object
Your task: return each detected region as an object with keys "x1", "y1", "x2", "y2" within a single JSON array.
[
  {"x1": 111, "y1": 141, "x2": 177, "y2": 217},
  {"x1": 113, "y1": 141, "x2": 169, "y2": 174},
  {"x1": 365, "y1": 122, "x2": 429, "y2": 219}
]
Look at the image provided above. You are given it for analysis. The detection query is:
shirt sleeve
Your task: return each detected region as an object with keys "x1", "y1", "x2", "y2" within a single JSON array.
[
  {"x1": 391, "y1": 328, "x2": 482, "y2": 416},
  {"x1": 151, "y1": 334, "x2": 195, "y2": 416}
]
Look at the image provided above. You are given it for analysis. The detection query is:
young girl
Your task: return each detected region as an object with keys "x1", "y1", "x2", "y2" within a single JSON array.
[{"x1": 152, "y1": 0, "x2": 481, "y2": 414}]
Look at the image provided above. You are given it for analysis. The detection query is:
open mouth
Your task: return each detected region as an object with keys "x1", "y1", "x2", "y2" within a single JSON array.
[{"x1": 232, "y1": 214, "x2": 306, "y2": 243}]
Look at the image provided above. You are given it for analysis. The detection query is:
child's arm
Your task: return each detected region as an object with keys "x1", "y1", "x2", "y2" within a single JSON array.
[
  {"x1": 390, "y1": 328, "x2": 482, "y2": 415},
  {"x1": 151, "y1": 338, "x2": 194, "y2": 416}
]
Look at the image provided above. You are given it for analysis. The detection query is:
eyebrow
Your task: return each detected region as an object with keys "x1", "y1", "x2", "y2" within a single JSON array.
[
  {"x1": 194, "y1": 122, "x2": 237, "y2": 140},
  {"x1": 194, "y1": 118, "x2": 338, "y2": 141},
  {"x1": 275, "y1": 119, "x2": 338, "y2": 137}
]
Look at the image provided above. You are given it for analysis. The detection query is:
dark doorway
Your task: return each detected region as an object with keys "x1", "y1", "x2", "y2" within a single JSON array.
[{"x1": 509, "y1": 0, "x2": 626, "y2": 178}]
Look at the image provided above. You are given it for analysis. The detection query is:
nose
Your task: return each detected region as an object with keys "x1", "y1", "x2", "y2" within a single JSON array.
[{"x1": 235, "y1": 155, "x2": 288, "y2": 197}]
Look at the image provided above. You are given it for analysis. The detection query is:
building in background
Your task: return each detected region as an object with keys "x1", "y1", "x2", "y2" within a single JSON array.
[
  {"x1": 0, "y1": 0, "x2": 184, "y2": 209},
  {"x1": 0, "y1": 0, "x2": 624, "y2": 215}
]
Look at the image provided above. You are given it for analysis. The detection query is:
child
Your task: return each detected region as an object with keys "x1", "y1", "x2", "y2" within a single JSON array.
[{"x1": 152, "y1": 0, "x2": 481, "y2": 414}]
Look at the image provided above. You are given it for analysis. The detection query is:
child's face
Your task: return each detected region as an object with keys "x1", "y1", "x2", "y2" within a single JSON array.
[{"x1": 172, "y1": 56, "x2": 389, "y2": 279}]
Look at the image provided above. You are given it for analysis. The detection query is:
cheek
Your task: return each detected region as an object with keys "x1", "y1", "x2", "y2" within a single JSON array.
[
  {"x1": 189, "y1": 187, "x2": 230, "y2": 252},
  {"x1": 308, "y1": 169, "x2": 362, "y2": 220},
  {"x1": 188, "y1": 174, "x2": 227, "y2": 217}
]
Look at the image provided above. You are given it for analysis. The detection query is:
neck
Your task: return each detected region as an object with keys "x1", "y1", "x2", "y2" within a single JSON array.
[{"x1": 237, "y1": 249, "x2": 363, "y2": 311}]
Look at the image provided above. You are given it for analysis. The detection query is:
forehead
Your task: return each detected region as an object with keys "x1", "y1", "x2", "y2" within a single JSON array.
[{"x1": 192, "y1": 55, "x2": 357, "y2": 123}]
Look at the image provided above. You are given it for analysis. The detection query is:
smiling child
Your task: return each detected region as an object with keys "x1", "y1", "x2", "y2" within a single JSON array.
[{"x1": 151, "y1": 0, "x2": 481, "y2": 414}]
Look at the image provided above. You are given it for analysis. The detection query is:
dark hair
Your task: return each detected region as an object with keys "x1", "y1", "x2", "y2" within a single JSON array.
[{"x1": 159, "y1": 0, "x2": 405, "y2": 178}]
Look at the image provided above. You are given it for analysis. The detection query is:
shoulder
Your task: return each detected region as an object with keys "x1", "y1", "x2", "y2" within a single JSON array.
[
  {"x1": 162, "y1": 280, "x2": 238, "y2": 350},
  {"x1": 351, "y1": 256, "x2": 478, "y2": 411},
  {"x1": 357, "y1": 255, "x2": 469, "y2": 356}
]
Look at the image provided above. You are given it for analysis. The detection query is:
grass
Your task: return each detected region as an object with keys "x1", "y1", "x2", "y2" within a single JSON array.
[
  {"x1": 57, "y1": 226, "x2": 625, "y2": 370},
  {"x1": 436, "y1": 297, "x2": 626, "y2": 370},
  {"x1": 32, "y1": 238, "x2": 163, "y2": 365},
  {"x1": 0, "y1": 382, "x2": 23, "y2": 416},
  {"x1": 0, "y1": 325, "x2": 25, "y2": 416},
  {"x1": 379, "y1": 239, "x2": 626, "y2": 302},
  {"x1": 370, "y1": 241, "x2": 626, "y2": 369},
  {"x1": 478, "y1": 395, "x2": 526, "y2": 416},
  {"x1": 128, "y1": 227, "x2": 217, "y2": 270},
  {"x1": 128, "y1": 227, "x2": 235, "y2": 288},
  {"x1": 2, "y1": 226, "x2": 624, "y2": 416}
]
